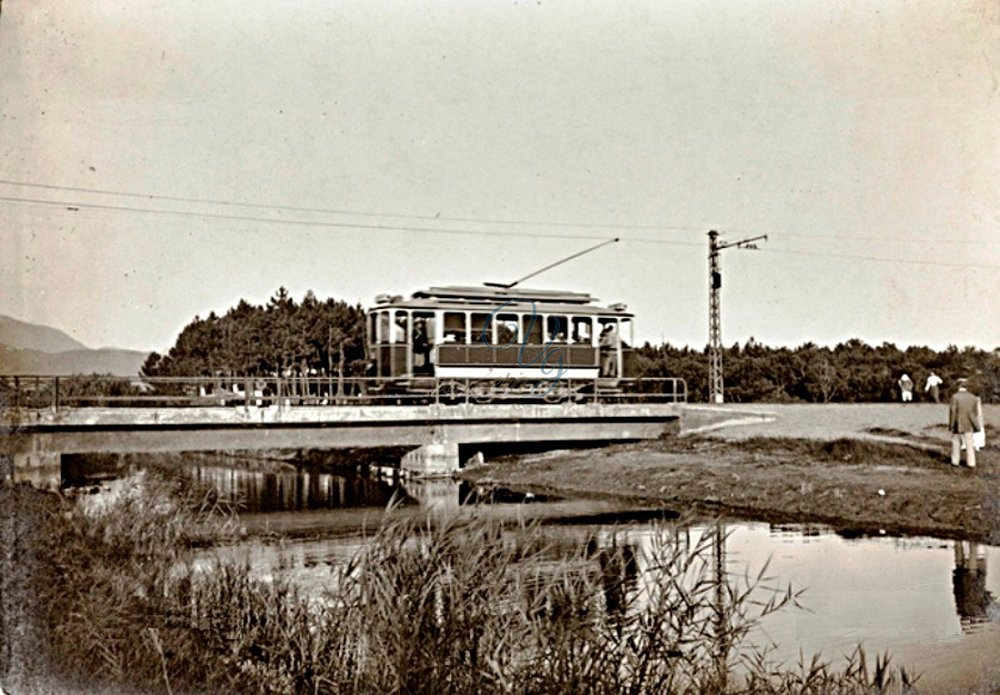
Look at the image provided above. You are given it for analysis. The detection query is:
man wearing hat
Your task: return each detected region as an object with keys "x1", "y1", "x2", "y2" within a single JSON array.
[{"x1": 949, "y1": 378, "x2": 981, "y2": 468}]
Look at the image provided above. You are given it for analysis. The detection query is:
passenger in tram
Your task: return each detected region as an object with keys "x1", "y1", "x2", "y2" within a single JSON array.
[
  {"x1": 425, "y1": 317, "x2": 437, "y2": 369},
  {"x1": 412, "y1": 318, "x2": 434, "y2": 374},
  {"x1": 600, "y1": 324, "x2": 619, "y2": 377},
  {"x1": 412, "y1": 319, "x2": 426, "y2": 364},
  {"x1": 496, "y1": 322, "x2": 518, "y2": 347}
]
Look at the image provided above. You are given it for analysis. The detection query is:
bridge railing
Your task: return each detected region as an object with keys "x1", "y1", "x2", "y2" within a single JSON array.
[{"x1": 0, "y1": 375, "x2": 687, "y2": 410}]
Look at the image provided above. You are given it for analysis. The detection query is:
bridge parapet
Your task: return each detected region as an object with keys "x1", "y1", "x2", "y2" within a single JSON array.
[
  {"x1": 1, "y1": 375, "x2": 686, "y2": 411},
  {"x1": 5, "y1": 403, "x2": 683, "y2": 430}
]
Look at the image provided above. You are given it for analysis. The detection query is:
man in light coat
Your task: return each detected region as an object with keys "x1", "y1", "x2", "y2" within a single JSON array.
[
  {"x1": 949, "y1": 378, "x2": 981, "y2": 468},
  {"x1": 925, "y1": 372, "x2": 943, "y2": 403}
]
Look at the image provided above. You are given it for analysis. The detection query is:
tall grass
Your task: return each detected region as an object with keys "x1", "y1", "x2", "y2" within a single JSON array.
[{"x1": 30, "y1": 473, "x2": 919, "y2": 694}]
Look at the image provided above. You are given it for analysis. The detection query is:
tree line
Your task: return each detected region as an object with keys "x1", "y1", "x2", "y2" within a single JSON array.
[
  {"x1": 141, "y1": 289, "x2": 998, "y2": 403},
  {"x1": 140, "y1": 288, "x2": 367, "y2": 380},
  {"x1": 635, "y1": 338, "x2": 998, "y2": 403}
]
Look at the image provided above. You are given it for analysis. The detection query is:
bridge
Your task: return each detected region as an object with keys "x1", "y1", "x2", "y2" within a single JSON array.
[{"x1": 0, "y1": 375, "x2": 770, "y2": 489}]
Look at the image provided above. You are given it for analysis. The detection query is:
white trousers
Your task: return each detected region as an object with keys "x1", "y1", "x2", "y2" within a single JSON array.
[{"x1": 951, "y1": 432, "x2": 976, "y2": 467}]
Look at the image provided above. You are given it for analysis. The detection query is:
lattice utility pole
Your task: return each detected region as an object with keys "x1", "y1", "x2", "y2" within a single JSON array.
[{"x1": 708, "y1": 230, "x2": 768, "y2": 404}]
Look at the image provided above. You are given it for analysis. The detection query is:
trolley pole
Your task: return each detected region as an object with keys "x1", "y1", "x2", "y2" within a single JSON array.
[{"x1": 707, "y1": 230, "x2": 767, "y2": 404}]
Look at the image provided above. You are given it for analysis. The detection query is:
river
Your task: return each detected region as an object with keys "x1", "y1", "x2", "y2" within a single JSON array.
[{"x1": 69, "y1": 454, "x2": 999, "y2": 687}]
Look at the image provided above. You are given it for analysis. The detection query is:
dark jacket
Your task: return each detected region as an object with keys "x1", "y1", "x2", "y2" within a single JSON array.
[{"x1": 949, "y1": 389, "x2": 980, "y2": 434}]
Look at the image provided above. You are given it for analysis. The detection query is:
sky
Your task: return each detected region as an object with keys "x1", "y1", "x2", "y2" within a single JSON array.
[{"x1": 0, "y1": 0, "x2": 997, "y2": 353}]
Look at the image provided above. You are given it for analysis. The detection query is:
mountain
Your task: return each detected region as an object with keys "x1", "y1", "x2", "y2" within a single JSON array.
[
  {"x1": 0, "y1": 314, "x2": 89, "y2": 352},
  {"x1": 0, "y1": 346, "x2": 149, "y2": 376},
  {"x1": 0, "y1": 315, "x2": 149, "y2": 376}
]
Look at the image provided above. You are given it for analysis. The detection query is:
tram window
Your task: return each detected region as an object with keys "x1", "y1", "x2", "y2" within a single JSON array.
[
  {"x1": 367, "y1": 314, "x2": 376, "y2": 344},
  {"x1": 619, "y1": 317, "x2": 633, "y2": 347},
  {"x1": 598, "y1": 319, "x2": 620, "y2": 345},
  {"x1": 442, "y1": 312, "x2": 467, "y2": 344},
  {"x1": 470, "y1": 313, "x2": 491, "y2": 344},
  {"x1": 546, "y1": 315, "x2": 569, "y2": 342},
  {"x1": 494, "y1": 314, "x2": 519, "y2": 347},
  {"x1": 412, "y1": 311, "x2": 435, "y2": 373},
  {"x1": 377, "y1": 311, "x2": 390, "y2": 344},
  {"x1": 572, "y1": 317, "x2": 593, "y2": 345},
  {"x1": 525, "y1": 313, "x2": 542, "y2": 344},
  {"x1": 392, "y1": 311, "x2": 408, "y2": 344},
  {"x1": 416, "y1": 312, "x2": 437, "y2": 344}
]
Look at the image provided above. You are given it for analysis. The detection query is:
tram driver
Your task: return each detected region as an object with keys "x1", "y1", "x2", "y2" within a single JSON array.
[{"x1": 599, "y1": 323, "x2": 619, "y2": 377}]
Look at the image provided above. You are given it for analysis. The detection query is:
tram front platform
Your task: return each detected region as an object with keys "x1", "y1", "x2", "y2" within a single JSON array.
[{"x1": 2, "y1": 403, "x2": 771, "y2": 488}]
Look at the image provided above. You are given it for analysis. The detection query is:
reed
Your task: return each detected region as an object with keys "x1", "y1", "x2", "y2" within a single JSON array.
[{"x1": 30, "y1": 474, "x2": 919, "y2": 694}]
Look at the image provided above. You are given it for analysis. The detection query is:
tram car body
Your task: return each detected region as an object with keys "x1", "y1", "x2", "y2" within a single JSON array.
[{"x1": 366, "y1": 285, "x2": 638, "y2": 401}]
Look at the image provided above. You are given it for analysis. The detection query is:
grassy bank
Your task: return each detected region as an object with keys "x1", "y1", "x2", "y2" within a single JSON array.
[
  {"x1": 463, "y1": 436, "x2": 999, "y2": 543},
  {"x1": 1, "y1": 471, "x2": 922, "y2": 694}
]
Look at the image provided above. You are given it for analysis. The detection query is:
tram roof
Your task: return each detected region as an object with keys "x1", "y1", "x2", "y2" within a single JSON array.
[
  {"x1": 416, "y1": 286, "x2": 594, "y2": 303},
  {"x1": 371, "y1": 285, "x2": 633, "y2": 317}
]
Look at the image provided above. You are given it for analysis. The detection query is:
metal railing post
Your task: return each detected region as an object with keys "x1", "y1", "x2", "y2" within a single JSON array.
[{"x1": 53, "y1": 377, "x2": 60, "y2": 412}]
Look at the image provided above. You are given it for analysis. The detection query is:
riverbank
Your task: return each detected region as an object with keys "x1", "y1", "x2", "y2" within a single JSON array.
[{"x1": 462, "y1": 404, "x2": 1000, "y2": 543}]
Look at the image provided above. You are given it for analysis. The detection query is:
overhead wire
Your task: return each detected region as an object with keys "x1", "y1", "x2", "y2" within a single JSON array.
[
  {"x1": 0, "y1": 179, "x2": 704, "y2": 233},
  {"x1": 754, "y1": 247, "x2": 1000, "y2": 270},
  {"x1": 2, "y1": 178, "x2": 996, "y2": 244},
  {"x1": 1, "y1": 189, "x2": 997, "y2": 269},
  {"x1": 727, "y1": 227, "x2": 996, "y2": 246},
  {"x1": 0, "y1": 193, "x2": 704, "y2": 246}
]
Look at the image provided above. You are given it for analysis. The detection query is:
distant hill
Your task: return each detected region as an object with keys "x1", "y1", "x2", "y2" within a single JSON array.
[
  {"x1": 0, "y1": 315, "x2": 148, "y2": 376},
  {"x1": 0, "y1": 345, "x2": 149, "y2": 376},
  {"x1": 0, "y1": 314, "x2": 90, "y2": 352}
]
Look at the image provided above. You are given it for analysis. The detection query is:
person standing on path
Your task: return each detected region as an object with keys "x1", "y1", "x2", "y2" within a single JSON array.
[
  {"x1": 925, "y1": 372, "x2": 943, "y2": 403},
  {"x1": 949, "y1": 378, "x2": 981, "y2": 468},
  {"x1": 898, "y1": 373, "x2": 914, "y2": 402}
]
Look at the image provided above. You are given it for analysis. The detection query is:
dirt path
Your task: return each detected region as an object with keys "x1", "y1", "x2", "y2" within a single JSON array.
[
  {"x1": 462, "y1": 404, "x2": 1000, "y2": 542},
  {"x1": 697, "y1": 403, "x2": 998, "y2": 444}
]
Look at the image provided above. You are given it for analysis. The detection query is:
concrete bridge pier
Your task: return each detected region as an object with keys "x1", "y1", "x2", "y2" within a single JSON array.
[
  {"x1": 400, "y1": 443, "x2": 460, "y2": 478},
  {"x1": 12, "y1": 452, "x2": 61, "y2": 491}
]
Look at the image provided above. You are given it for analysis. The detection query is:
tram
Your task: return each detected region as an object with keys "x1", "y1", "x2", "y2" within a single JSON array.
[{"x1": 365, "y1": 285, "x2": 642, "y2": 402}]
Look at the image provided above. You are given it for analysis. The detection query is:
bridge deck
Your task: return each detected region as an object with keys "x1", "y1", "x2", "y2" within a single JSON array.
[{"x1": 2, "y1": 403, "x2": 682, "y2": 455}]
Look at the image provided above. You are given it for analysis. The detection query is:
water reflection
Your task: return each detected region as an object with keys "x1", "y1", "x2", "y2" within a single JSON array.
[
  {"x1": 594, "y1": 542, "x2": 640, "y2": 622},
  {"x1": 190, "y1": 466, "x2": 408, "y2": 513},
  {"x1": 66, "y1": 458, "x2": 1000, "y2": 669},
  {"x1": 185, "y1": 466, "x2": 562, "y2": 515},
  {"x1": 953, "y1": 541, "x2": 997, "y2": 632}
]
